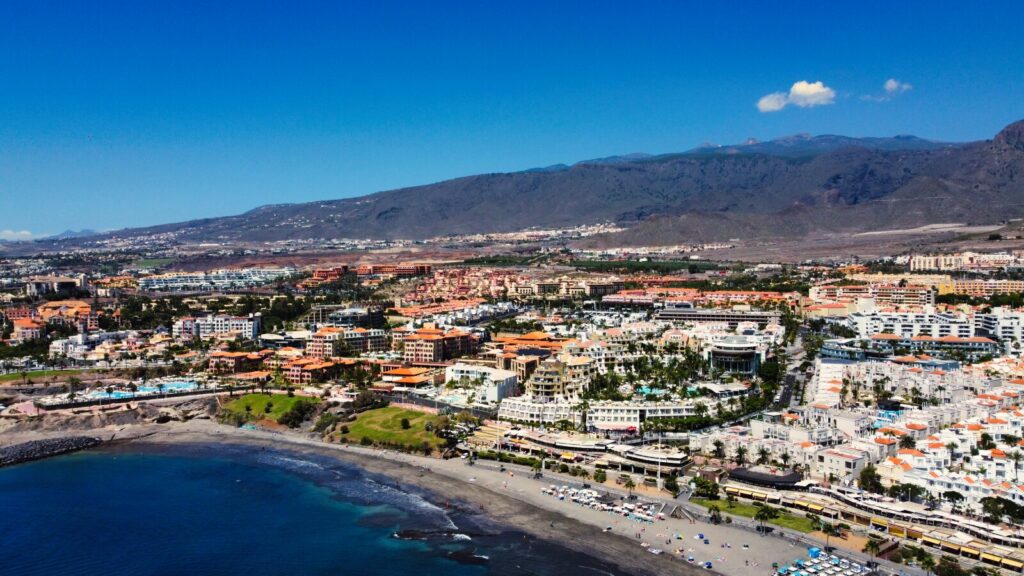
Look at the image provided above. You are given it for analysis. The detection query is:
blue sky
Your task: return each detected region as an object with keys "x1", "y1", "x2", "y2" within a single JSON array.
[{"x1": 2, "y1": 1, "x2": 1023, "y2": 238}]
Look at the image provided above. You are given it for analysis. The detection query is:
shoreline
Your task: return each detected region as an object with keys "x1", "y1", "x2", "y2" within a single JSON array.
[
  {"x1": 92, "y1": 420, "x2": 812, "y2": 576},
  {"x1": 122, "y1": 422, "x2": 694, "y2": 576}
]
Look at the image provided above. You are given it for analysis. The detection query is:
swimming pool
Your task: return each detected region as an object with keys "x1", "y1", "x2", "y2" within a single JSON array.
[{"x1": 85, "y1": 381, "x2": 200, "y2": 400}]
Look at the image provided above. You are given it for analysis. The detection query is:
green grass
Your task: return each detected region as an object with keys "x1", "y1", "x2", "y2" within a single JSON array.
[
  {"x1": 689, "y1": 497, "x2": 815, "y2": 533},
  {"x1": 0, "y1": 369, "x2": 85, "y2": 383},
  {"x1": 134, "y1": 258, "x2": 175, "y2": 269},
  {"x1": 338, "y1": 406, "x2": 444, "y2": 449},
  {"x1": 223, "y1": 393, "x2": 318, "y2": 421}
]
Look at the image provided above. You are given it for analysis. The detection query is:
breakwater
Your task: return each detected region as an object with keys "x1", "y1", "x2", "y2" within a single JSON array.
[{"x1": 0, "y1": 437, "x2": 101, "y2": 467}]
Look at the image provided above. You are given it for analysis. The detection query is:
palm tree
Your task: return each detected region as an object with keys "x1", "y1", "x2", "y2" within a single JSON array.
[
  {"x1": 943, "y1": 490, "x2": 964, "y2": 514},
  {"x1": 920, "y1": 554, "x2": 935, "y2": 576},
  {"x1": 754, "y1": 505, "x2": 778, "y2": 534},
  {"x1": 623, "y1": 477, "x2": 636, "y2": 495},
  {"x1": 735, "y1": 446, "x2": 748, "y2": 467},
  {"x1": 780, "y1": 452, "x2": 791, "y2": 468},
  {"x1": 708, "y1": 504, "x2": 723, "y2": 524},
  {"x1": 862, "y1": 538, "x2": 881, "y2": 564},
  {"x1": 573, "y1": 399, "x2": 590, "y2": 432},
  {"x1": 712, "y1": 439, "x2": 725, "y2": 459},
  {"x1": 1009, "y1": 450, "x2": 1023, "y2": 482},
  {"x1": 757, "y1": 447, "x2": 770, "y2": 465},
  {"x1": 819, "y1": 520, "x2": 835, "y2": 551}
]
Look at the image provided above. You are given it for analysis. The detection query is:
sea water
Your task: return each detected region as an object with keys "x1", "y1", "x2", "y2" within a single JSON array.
[{"x1": 0, "y1": 445, "x2": 624, "y2": 576}]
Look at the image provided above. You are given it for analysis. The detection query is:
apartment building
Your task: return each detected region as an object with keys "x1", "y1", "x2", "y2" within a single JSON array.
[
  {"x1": 809, "y1": 283, "x2": 935, "y2": 308},
  {"x1": 524, "y1": 354, "x2": 596, "y2": 400},
  {"x1": 845, "y1": 311, "x2": 974, "y2": 339},
  {"x1": 139, "y1": 268, "x2": 293, "y2": 292},
  {"x1": 655, "y1": 305, "x2": 781, "y2": 328},
  {"x1": 172, "y1": 313, "x2": 261, "y2": 341},
  {"x1": 945, "y1": 279, "x2": 1024, "y2": 297},
  {"x1": 444, "y1": 363, "x2": 518, "y2": 403},
  {"x1": 306, "y1": 327, "x2": 387, "y2": 358},
  {"x1": 400, "y1": 327, "x2": 473, "y2": 364},
  {"x1": 976, "y1": 307, "x2": 1024, "y2": 342},
  {"x1": 11, "y1": 318, "x2": 43, "y2": 343}
]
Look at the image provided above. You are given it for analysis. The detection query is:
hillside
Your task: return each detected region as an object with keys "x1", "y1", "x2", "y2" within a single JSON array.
[{"x1": 23, "y1": 120, "x2": 1024, "y2": 247}]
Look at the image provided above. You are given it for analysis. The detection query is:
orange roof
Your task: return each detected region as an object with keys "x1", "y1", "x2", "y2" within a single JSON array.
[
  {"x1": 887, "y1": 457, "x2": 912, "y2": 471},
  {"x1": 906, "y1": 423, "x2": 927, "y2": 431},
  {"x1": 898, "y1": 449, "x2": 925, "y2": 457},
  {"x1": 875, "y1": 437, "x2": 897, "y2": 445},
  {"x1": 395, "y1": 375, "x2": 433, "y2": 385},
  {"x1": 384, "y1": 367, "x2": 430, "y2": 376}
]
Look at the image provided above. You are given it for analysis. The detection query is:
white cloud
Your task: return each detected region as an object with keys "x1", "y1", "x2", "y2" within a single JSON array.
[
  {"x1": 884, "y1": 78, "x2": 912, "y2": 95},
  {"x1": 756, "y1": 92, "x2": 789, "y2": 113},
  {"x1": 863, "y1": 78, "x2": 913, "y2": 102},
  {"x1": 0, "y1": 229, "x2": 34, "y2": 241},
  {"x1": 756, "y1": 80, "x2": 836, "y2": 113}
]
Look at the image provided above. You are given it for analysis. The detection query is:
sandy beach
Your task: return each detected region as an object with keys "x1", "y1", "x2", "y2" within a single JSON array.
[{"x1": 84, "y1": 420, "x2": 818, "y2": 576}]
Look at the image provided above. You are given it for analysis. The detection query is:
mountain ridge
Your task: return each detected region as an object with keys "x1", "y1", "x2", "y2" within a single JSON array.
[{"x1": 19, "y1": 121, "x2": 1024, "y2": 248}]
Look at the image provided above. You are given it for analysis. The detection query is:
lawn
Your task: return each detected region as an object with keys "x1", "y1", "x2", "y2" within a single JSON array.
[
  {"x1": 223, "y1": 393, "x2": 318, "y2": 421},
  {"x1": 134, "y1": 258, "x2": 175, "y2": 269},
  {"x1": 338, "y1": 406, "x2": 444, "y2": 450},
  {"x1": 0, "y1": 369, "x2": 85, "y2": 383},
  {"x1": 689, "y1": 497, "x2": 815, "y2": 533}
]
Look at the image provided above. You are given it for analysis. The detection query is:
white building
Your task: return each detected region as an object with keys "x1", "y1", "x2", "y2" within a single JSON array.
[
  {"x1": 173, "y1": 313, "x2": 261, "y2": 341},
  {"x1": 444, "y1": 363, "x2": 518, "y2": 403},
  {"x1": 845, "y1": 311, "x2": 974, "y2": 339}
]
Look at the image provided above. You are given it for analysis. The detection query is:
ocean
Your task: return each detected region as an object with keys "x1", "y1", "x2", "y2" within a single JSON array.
[{"x1": 0, "y1": 444, "x2": 624, "y2": 576}]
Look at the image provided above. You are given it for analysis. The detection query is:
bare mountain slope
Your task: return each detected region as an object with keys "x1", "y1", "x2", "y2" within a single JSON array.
[{"x1": 23, "y1": 120, "x2": 1024, "y2": 248}]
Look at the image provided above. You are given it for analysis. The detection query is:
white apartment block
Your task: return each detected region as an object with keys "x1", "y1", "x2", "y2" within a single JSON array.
[
  {"x1": 173, "y1": 313, "x2": 261, "y2": 340},
  {"x1": 445, "y1": 363, "x2": 518, "y2": 403},
  {"x1": 139, "y1": 268, "x2": 294, "y2": 292},
  {"x1": 845, "y1": 311, "x2": 974, "y2": 339}
]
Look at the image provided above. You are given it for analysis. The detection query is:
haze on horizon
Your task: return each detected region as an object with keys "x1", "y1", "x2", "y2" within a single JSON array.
[{"x1": 2, "y1": 1, "x2": 1023, "y2": 238}]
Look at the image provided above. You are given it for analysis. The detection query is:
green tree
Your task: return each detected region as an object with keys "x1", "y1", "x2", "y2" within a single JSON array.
[
  {"x1": 754, "y1": 505, "x2": 779, "y2": 532},
  {"x1": 708, "y1": 504, "x2": 723, "y2": 524},
  {"x1": 735, "y1": 446, "x2": 748, "y2": 466},
  {"x1": 664, "y1": 475, "x2": 680, "y2": 496},
  {"x1": 858, "y1": 464, "x2": 884, "y2": 494}
]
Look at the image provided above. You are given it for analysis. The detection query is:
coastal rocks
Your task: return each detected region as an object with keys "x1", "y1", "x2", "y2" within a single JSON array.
[
  {"x1": 152, "y1": 397, "x2": 218, "y2": 423},
  {"x1": 0, "y1": 436, "x2": 101, "y2": 468}
]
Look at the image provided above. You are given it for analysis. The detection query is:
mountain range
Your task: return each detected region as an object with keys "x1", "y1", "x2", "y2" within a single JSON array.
[{"x1": 26, "y1": 119, "x2": 1024, "y2": 248}]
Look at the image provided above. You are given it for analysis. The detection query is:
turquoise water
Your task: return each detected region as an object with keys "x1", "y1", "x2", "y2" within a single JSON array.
[
  {"x1": 85, "y1": 380, "x2": 198, "y2": 400},
  {"x1": 0, "y1": 446, "x2": 622, "y2": 575}
]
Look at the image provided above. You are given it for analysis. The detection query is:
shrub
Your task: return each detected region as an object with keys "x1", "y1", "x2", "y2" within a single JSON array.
[
  {"x1": 400, "y1": 418, "x2": 411, "y2": 430},
  {"x1": 277, "y1": 400, "x2": 316, "y2": 428},
  {"x1": 360, "y1": 436, "x2": 373, "y2": 446},
  {"x1": 313, "y1": 412, "x2": 340, "y2": 433}
]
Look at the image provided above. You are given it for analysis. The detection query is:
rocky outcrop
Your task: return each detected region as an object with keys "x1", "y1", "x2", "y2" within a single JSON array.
[
  {"x1": 995, "y1": 120, "x2": 1024, "y2": 152},
  {"x1": 0, "y1": 436, "x2": 101, "y2": 467}
]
